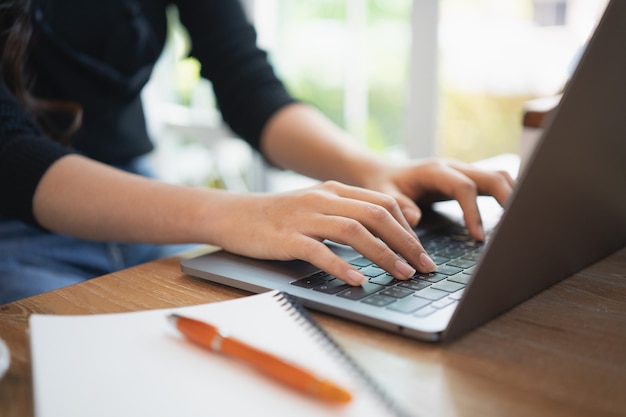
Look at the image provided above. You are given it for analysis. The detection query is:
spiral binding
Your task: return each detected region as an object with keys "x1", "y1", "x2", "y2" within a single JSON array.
[{"x1": 271, "y1": 291, "x2": 415, "y2": 417}]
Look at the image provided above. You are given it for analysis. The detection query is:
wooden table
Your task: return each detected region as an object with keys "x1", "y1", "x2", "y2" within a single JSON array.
[{"x1": 1, "y1": 245, "x2": 625, "y2": 417}]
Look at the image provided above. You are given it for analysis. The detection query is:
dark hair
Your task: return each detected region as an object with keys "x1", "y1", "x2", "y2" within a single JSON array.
[{"x1": 0, "y1": 0, "x2": 81, "y2": 142}]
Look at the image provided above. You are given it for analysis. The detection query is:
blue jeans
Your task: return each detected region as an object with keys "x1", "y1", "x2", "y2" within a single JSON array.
[{"x1": 0, "y1": 157, "x2": 195, "y2": 304}]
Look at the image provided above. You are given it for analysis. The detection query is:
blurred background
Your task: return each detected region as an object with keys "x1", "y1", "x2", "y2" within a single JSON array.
[{"x1": 142, "y1": 0, "x2": 609, "y2": 191}]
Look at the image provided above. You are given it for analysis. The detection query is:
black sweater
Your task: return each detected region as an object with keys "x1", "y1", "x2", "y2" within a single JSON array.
[{"x1": 0, "y1": 0, "x2": 295, "y2": 226}]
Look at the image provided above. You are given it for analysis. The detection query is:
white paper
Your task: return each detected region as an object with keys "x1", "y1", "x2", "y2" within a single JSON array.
[{"x1": 30, "y1": 291, "x2": 401, "y2": 417}]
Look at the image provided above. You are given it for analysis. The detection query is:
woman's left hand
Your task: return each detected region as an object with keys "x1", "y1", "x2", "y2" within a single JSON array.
[{"x1": 363, "y1": 158, "x2": 516, "y2": 241}]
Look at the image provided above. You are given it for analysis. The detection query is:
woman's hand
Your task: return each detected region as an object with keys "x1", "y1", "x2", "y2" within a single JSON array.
[
  {"x1": 363, "y1": 158, "x2": 516, "y2": 241},
  {"x1": 208, "y1": 181, "x2": 436, "y2": 286},
  {"x1": 254, "y1": 104, "x2": 515, "y2": 285},
  {"x1": 209, "y1": 159, "x2": 514, "y2": 287}
]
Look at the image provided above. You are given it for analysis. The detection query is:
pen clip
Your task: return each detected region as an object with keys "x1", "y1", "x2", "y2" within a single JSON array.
[
  {"x1": 169, "y1": 313, "x2": 229, "y2": 352},
  {"x1": 210, "y1": 328, "x2": 228, "y2": 352}
]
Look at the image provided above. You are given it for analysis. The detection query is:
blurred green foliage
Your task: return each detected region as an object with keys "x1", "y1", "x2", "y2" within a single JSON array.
[
  {"x1": 169, "y1": 1, "x2": 532, "y2": 163},
  {"x1": 279, "y1": 0, "x2": 528, "y2": 162}
]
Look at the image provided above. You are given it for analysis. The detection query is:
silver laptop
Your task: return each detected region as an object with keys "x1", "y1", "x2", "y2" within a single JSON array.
[{"x1": 182, "y1": 0, "x2": 626, "y2": 342}]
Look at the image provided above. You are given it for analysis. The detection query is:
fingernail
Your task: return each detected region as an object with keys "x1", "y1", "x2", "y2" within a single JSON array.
[
  {"x1": 395, "y1": 259, "x2": 416, "y2": 278},
  {"x1": 346, "y1": 269, "x2": 367, "y2": 286},
  {"x1": 419, "y1": 252, "x2": 437, "y2": 271}
]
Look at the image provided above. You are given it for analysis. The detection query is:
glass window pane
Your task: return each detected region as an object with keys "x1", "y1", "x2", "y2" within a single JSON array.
[
  {"x1": 438, "y1": 0, "x2": 608, "y2": 161},
  {"x1": 256, "y1": 0, "x2": 412, "y2": 154},
  {"x1": 253, "y1": 0, "x2": 608, "y2": 162}
]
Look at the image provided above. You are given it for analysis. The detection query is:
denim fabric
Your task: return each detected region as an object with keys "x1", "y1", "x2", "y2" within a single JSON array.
[{"x1": 0, "y1": 157, "x2": 195, "y2": 304}]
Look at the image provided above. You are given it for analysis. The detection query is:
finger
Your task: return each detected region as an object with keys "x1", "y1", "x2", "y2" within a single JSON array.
[
  {"x1": 448, "y1": 162, "x2": 516, "y2": 207},
  {"x1": 432, "y1": 162, "x2": 516, "y2": 239},
  {"x1": 423, "y1": 164, "x2": 485, "y2": 241},
  {"x1": 288, "y1": 235, "x2": 368, "y2": 286},
  {"x1": 318, "y1": 189, "x2": 436, "y2": 273},
  {"x1": 303, "y1": 214, "x2": 436, "y2": 278},
  {"x1": 492, "y1": 169, "x2": 516, "y2": 202},
  {"x1": 286, "y1": 230, "x2": 415, "y2": 288},
  {"x1": 392, "y1": 192, "x2": 422, "y2": 228},
  {"x1": 497, "y1": 169, "x2": 516, "y2": 187},
  {"x1": 323, "y1": 181, "x2": 417, "y2": 236},
  {"x1": 294, "y1": 181, "x2": 436, "y2": 274},
  {"x1": 453, "y1": 186, "x2": 485, "y2": 242}
]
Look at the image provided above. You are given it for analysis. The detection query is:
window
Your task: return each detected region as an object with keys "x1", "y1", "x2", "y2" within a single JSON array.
[
  {"x1": 251, "y1": 0, "x2": 608, "y2": 162},
  {"x1": 252, "y1": 0, "x2": 413, "y2": 155},
  {"x1": 145, "y1": 0, "x2": 609, "y2": 189},
  {"x1": 437, "y1": 0, "x2": 607, "y2": 161}
]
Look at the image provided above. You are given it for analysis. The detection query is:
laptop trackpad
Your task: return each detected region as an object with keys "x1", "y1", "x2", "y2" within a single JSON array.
[{"x1": 181, "y1": 240, "x2": 360, "y2": 290}]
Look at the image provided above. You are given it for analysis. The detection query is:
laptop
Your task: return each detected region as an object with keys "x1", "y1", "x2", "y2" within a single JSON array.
[{"x1": 182, "y1": 0, "x2": 626, "y2": 342}]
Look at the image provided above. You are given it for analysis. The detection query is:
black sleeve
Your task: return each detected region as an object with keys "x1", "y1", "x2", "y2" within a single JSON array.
[
  {"x1": 0, "y1": 81, "x2": 73, "y2": 226},
  {"x1": 173, "y1": 0, "x2": 296, "y2": 152}
]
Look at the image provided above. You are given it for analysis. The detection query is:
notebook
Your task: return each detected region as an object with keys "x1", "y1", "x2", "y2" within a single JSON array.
[
  {"x1": 30, "y1": 290, "x2": 411, "y2": 417},
  {"x1": 182, "y1": 0, "x2": 626, "y2": 343}
]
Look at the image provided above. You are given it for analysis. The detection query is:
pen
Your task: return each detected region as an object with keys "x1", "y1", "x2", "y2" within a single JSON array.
[{"x1": 168, "y1": 313, "x2": 353, "y2": 404}]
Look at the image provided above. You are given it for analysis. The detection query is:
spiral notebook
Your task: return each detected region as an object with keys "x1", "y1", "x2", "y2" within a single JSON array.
[{"x1": 30, "y1": 290, "x2": 411, "y2": 417}]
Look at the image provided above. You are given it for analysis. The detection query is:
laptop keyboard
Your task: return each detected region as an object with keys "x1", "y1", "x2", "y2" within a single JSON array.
[{"x1": 290, "y1": 226, "x2": 486, "y2": 318}]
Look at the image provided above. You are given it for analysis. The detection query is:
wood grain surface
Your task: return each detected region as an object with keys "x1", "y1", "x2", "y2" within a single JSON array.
[{"x1": 1, "y1": 245, "x2": 624, "y2": 417}]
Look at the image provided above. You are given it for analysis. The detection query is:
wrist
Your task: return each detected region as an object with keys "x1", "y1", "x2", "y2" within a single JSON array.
[{"x1": 343, "y1": 148, "x2": 397, "y2": 190}]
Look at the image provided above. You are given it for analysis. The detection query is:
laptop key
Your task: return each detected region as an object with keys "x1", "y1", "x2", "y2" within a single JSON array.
[
  {"x1": 370, "y1": 274, "x2": 399, "y2": 286},
  {"x1": 435, "y1": 248, "x2": 468, "y2": 259},
  {"x1": 416, "y1": 272, "x2": 447, "y2": 283},
  {"x1": 387, "y1": 295, "x2": 431, "y2": 313},
  {"x1": 422, "y1": 238, "x2": 451, "y2": 252},
  {"x1": 446, "y1": 259, "x2": 476, "y2": 269},
  {"x1": 359, "y1": 265, "x2": 386, "y2": 278},
  {"x1": 430, "y1": 255, "x2": 450, "y2": 265},
  {"x1": 463, "y1": 265, "x2": 478, "y2": 274},
  {"x1": 379, "y1": 287, "x2": 414, "y2": 299},
  {"x1": 431, "y1": 280, "x2": 465, "y2": 293},
  {"x1": 349, "y1": 257, "x2": 372, "y2": 267},
  {"x1": 290, "y1": 271, "x2": 331, "y2": 288},
  {"x1": 313, "y1": 279, "x2": 350, "y2": 294},
  {"x1": 462, "y1": 253, "x2": 482, "y2": 262},
  {"x1": 436, "y1": 265, "x2": 464, "y2": 276},
  {"x1": 361, "y1": 294, "x2": 397, "y2": 307},
  {"x1": 448, "y1": 273, "x2": 471, "y2": 285},
  {"x1": 397, "y1": 279, "x2": 431, "y2": 291},
  {"x1": 337, "y1": 282, "x2": 384, "y2": 300},
  {"x1": 413, "y1": 287, "x2": 449, "y2": 301}
]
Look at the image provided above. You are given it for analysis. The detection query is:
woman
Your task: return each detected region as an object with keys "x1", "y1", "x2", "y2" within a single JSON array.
[{"x1": 0, "y1": 0, "x2": 514, "y2": 304}]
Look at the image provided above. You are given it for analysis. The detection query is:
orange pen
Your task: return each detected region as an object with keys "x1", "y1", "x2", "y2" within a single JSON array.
[{"x1": 168, "y1": 314, "x2": 353, "y2": 404}]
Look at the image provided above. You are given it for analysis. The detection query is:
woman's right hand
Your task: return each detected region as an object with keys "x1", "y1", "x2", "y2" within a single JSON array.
[{"x1": 206, "y1": 181, "x2": 435, "y2": 286}]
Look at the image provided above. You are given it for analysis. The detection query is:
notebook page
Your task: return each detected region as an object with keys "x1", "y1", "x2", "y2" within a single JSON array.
[{"x1": 30, "y1": 290, "x2": 407, "y2": 417}]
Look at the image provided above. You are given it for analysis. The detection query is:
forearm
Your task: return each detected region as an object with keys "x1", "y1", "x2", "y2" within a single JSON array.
[
  {"x1": 32, "y1": 154, "x2": 228, "y2": 245},
  {"x1": 260, "y1": 103, "x2": 392, "y2": 188}
]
